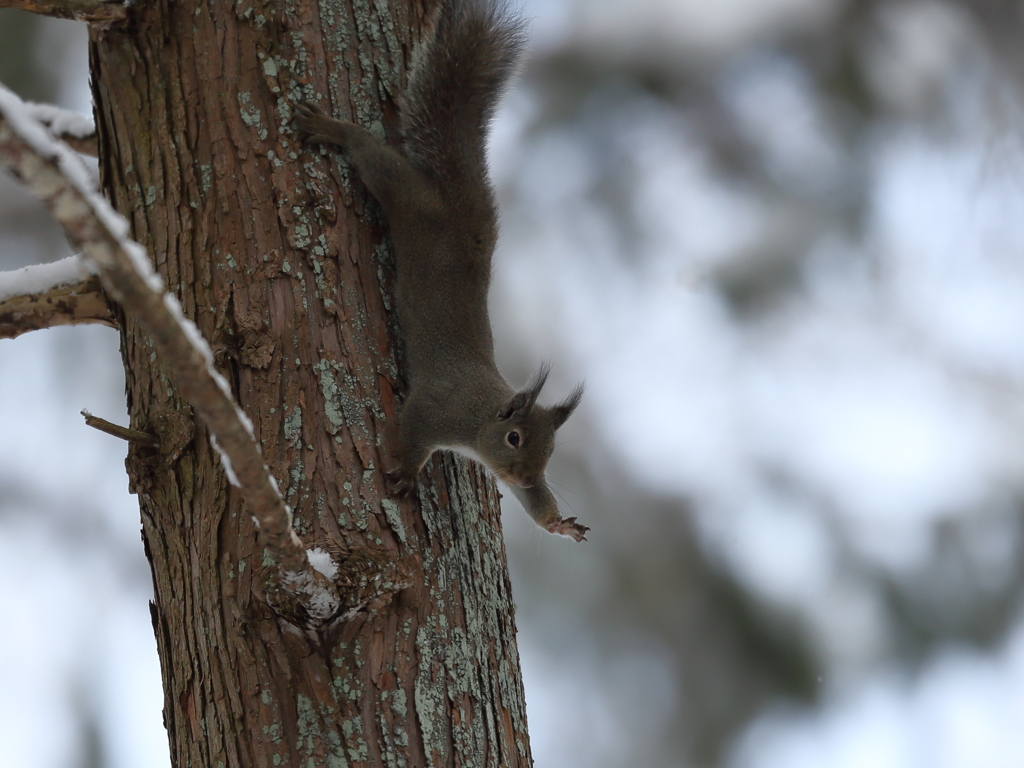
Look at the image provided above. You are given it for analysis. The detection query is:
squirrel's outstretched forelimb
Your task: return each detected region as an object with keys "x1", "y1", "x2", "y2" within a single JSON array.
[{"x1": 298, "y1": 0, "x2": 588, "y2": 541}]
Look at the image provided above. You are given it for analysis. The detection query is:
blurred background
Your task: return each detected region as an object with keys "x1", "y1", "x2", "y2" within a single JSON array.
[{"x1": 3, "y1": 0, "x2": 1024, "y2": 766}]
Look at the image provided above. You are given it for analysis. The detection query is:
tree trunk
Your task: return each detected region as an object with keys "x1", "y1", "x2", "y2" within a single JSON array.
[{"x1": 88, "y1": 1, "x2": 532, "y2": 766}]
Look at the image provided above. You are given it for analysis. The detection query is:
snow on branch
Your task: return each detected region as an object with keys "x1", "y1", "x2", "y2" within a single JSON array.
[
  {"x1": 0, "y1": 82, "x2": 359, "y2": 627},
  {"x1": 0, "y1": 254, "x2": 91, "y2": 302},
  {"x1": 0, "y1": 0, "x2": 127, "y2": 24},
  {"x1": 24, "y1": 103, "x2": 97, "y2": 157},
  {"x1": 0, "y1": 269, "x2": 115, "y2": 339}
]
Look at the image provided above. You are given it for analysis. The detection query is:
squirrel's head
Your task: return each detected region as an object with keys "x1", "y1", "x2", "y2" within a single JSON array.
[{"x1": 478, "y1": 365, "x2": 584, "y2": 489}]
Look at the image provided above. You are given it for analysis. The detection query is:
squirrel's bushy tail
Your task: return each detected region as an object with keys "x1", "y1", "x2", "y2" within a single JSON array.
[{"x1": 401, "y1": 0, "x2": 527, "y2": 184}]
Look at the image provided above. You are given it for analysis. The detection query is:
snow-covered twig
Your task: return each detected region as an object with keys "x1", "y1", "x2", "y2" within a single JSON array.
[
  {"x1": 0, "y1": 82, "x2": 353, "y2": 627},
  {"x1": 0, "y1": 0, "x2": 127, "y2": 24},
  {"x1": 24, "y1": 103, "x2": 97, "y2": 157},
  {"x1": 0, "y1": 270, "x2": 114, "y2": 339},
  {"x1": 0, "y1": 254, "x2": 92, "y2": 302}
]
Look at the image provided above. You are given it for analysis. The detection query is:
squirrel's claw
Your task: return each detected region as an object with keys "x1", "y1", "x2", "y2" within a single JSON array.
[
  {"x1": 295, "y1": 102, "x2": 334, "y2": 145},
  {"x1": 295, "y1": 102, "x2": 326, "y2": 122},
  {"x1": 385, "y1": 467, "x2": 418, "y2": 498},
  {"x1": 546, "y1": 517, "x2": 590, "y2": 542}
]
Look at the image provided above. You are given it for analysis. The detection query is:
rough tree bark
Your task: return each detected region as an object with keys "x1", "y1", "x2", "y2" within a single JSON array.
[{"x1": 82, "y1": 1, "x2": 532, "y2": 766}]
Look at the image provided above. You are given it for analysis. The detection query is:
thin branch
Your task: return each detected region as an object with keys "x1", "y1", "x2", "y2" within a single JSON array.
[
  {"x1": 24, "y1": 103, "x2": 97, "y2": 158},
  {"x1": 0, "y1": 273, "x2": 115, "y2": 339},
  {"x1": 0, "y1": 0, "x2": 126, "y2": 24},
  {"x1": 0, "y1": 82, "x2": 406, "y2": 627},
  {"x1": 53, "y1": 133, "x2": 96, "y2": 158},
  {"x1": 81, "y1": 410, "x2": 160, "y2": 447}
]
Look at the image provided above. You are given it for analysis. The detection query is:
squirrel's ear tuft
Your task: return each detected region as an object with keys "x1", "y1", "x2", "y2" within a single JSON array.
[
  {"x1": 551, "y1": 382, "x2": 585, "y2": 428},
  {"x1": 498, "y1": 363, "x2": 550, "y2": 419}
]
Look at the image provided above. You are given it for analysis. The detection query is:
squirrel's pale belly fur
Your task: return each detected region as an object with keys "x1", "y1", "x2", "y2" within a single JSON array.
[{"x1": 297, "y1": 0, "x2": 588, "y2": 541}]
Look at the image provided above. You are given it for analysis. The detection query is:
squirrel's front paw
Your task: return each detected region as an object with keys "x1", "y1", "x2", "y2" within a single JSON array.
[
  {"x1": 385, "y1": 467, "x2": 418, "y2": 498},
  {"x1": 295, "y1": 102, "x2": 337, "y2": 145},
  {"x1": 546, "y1": 517, "x2": 590, "y2": 542}
]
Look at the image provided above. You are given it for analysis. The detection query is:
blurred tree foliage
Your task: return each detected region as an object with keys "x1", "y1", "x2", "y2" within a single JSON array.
[
  {"x1": 500, "y1": 1, "x2": 1024, "y2": 766},
  {"x1": 0, "y1": 9, "x2": 79, "y2": 269},
  {"x1": 0, "y1": 9, "x2": 55, "y2": 100}
]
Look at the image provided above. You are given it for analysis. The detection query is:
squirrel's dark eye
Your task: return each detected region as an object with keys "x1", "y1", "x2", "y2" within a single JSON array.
[{"x1": 506, "y1": 431, "x2": 521, "y2": 448}]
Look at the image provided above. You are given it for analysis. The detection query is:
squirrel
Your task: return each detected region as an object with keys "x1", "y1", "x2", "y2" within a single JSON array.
[{"x1": 296, "y1": 0, "x2": 588, "y2": 541}]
